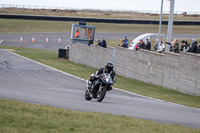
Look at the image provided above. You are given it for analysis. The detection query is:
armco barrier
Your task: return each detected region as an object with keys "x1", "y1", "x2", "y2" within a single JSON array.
[
  {"x1": 1, "y1": 14, "x2": 200, "y2": 25},
  {"x1": 69, "y1": 43, "x2": 200, "y2": 96}
]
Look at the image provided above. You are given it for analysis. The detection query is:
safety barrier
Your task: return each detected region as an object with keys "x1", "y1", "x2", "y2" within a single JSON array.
[
  {"x1": 0, "y1": 14, "x2": 200, "y2": 25},
  {"x1": 69, "y1": 43, "x2": 200, "y2": 96}
]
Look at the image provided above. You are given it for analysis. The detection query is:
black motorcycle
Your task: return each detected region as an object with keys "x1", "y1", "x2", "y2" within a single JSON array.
[{"x1": 85, "y1": 73, "x2": 113, "y2": 102}]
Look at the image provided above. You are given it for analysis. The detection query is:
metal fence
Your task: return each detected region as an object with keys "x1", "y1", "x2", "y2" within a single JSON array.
[{"x1": 1, "y1": 4, "x2": 200, "y2": 15}]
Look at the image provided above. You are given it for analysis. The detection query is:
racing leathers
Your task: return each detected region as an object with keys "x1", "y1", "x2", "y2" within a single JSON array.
[{"x1": 89, "y1": 66, "x2": 116, "y2": 91}]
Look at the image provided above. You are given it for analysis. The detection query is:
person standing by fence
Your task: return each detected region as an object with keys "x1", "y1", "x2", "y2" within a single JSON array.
[
  {"x1": 144, "y1": 38, "x2": 151, "y2": 50},
  {"x1": 157, "y1": 38, "x2": 165, "y2": 53},
  {"x1": 189, "y1": 40, "x2": 198, "y2": 53},
  {"x1": 197, "y1": 41, "x2": 200, "y2": 54},
  {"x1": 124, "y1": 36, "x2": 129, "y2": 48},
  {"x1": 101, "y1": 37, "x2": 107, "y2": 48},
  {"x1": 165, "y1": 39, "x2": 179, "y2": 53}
]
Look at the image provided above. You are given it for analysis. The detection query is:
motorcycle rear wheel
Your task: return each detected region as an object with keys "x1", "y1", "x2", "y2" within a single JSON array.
[{"x1": 97, "y1": 85, "x2": 107, "y2": 102}]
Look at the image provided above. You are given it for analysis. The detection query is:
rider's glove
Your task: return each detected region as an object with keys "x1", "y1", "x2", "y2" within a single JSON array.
[{"x1": 95, "y1": 75, "x2": 100, "y2": 78}]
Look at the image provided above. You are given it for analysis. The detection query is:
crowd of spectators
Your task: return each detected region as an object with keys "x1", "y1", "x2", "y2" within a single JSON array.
[
  {"x1": 163, "y1": 39, "x2": 200, "y2": 54},
  {"x1": 118, "y1": 36, "x2": 129, "y2": 48},
  {"x1": 95, "y1": 35, "x2": 200, "y2": 54},
  {"x1": 118, "y1": 36, "x2": 152, "y2": 50},
  {"x1": 134, "y1": 39, "x2": 152, "y2": 51},
  {"x1": 151, "y1": 38, "x2": 200, "y2": 54}
]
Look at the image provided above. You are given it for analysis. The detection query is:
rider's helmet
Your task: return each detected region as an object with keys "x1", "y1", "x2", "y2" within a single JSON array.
[{"x1": 105, "y1": 62, "x2": 114, "y2": 73}]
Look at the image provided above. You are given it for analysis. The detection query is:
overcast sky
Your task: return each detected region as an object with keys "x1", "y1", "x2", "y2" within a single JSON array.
[{"x1": 1, "y1": 0, "x2": 200, "y2": 14}]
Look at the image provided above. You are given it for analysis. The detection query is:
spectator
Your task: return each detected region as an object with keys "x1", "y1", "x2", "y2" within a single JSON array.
[
  {"x1": 180, "y1": 40, "x2": 190, "y2": 52},
  {"x1": 135, "y1": 43, "x2": 139, "y2": 51},
  {"x1": 101, "y1": 37, "x2": 107, "y2": 48},
  {"x1": 138, "y1": 39, "x2": 145, "y2": 49},
  {"x1": 144, "y1": 38, "x2": 151, "y2": 50},
  {"x1": 197, "y1": 41, "x2": 200, "y2": 54},
  {"x1": 157, "y1": 38, "x2": 165, "y2": 53},
  {"x1": 165, "y1": 39, "x2": 179, "y2": 53},
  {"x1": 185, "y1": 41, "x2": 191, "y2": 52},
  {"x1": 118, "y1": 38, "x2": 126, "y2": 48},
  {"x1": 154, "y1": 39, "x2": 159, "y2": 51},
  {"x1": 180, "y1": 40, "x2": 186, "y2": 51},
  {"x1": 189, "y1": 40, "x2": 198, "y2": 53},
  {"x1": 96, "y1": 39, "x2": 101, "y2": 47},
  {"x1": 89, "y1": 36, "x2": 93, "y2": 46},
  {"x1": 124, "y1": 36, "x2": 129, "y2": 48},
  {"x1": 75, "y1": 29, "x2": 79, "y2": 38}
]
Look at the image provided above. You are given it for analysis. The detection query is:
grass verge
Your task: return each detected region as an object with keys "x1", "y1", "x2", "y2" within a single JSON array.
[
  {"x1": 1, "y1": 19, "x2": 200, "y2": 34},
  {"x1": 0, "y1": 45, "x2": 200, "y2": 109},
  {"x1": 1, "y1": 99, "x2": 200, "y2": 133}
]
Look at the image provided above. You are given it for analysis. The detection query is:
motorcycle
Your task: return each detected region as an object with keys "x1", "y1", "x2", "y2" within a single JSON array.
[{"x1": 85, "y1": 73, "x2": 113, "y2": 102}]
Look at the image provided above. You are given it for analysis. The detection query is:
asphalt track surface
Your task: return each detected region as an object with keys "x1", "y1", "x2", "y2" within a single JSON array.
[
  {"x1": 0, "y1": 33, "x2": 199, "y2": 50},
  {"x1": 0, "y1": 49, "x2": 200, "y2": 128}
]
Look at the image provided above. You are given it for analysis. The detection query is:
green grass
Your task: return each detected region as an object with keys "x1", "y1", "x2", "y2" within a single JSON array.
[
  {"x1": 1, "y1": 19, "x2": 200, "y2": 34},
  {"x1": 0, "y1": 45, "x2": 200, "y2": 109},
  {"x1": 1, "y1": 99, "x2": 200, "y2": 133}
]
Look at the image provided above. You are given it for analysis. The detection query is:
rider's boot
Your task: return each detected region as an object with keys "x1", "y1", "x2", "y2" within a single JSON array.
[{"x1": 86, "y1": 80, "x2": 92, "y2": 91}]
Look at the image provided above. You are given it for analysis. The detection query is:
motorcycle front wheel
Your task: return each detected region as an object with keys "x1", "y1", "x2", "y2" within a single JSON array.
[
  {"x1": 85, "y1": 90, "x2": 92, "y2": 101},
  {"x1": 97, "y1": 85, "x2": 107, "y2": 102}
]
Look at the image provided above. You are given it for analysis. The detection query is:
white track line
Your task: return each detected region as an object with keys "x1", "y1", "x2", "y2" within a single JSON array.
[
  {"x1": 8, "y1": 50, "x2": 200, "y2": 111},
  {"x1": 9, "y1": 51, "x2": 85, "y2": 81}
]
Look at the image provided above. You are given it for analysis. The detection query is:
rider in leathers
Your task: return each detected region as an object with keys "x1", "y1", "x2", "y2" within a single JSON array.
[{"x1": 88, "y1": 62, "x2": 116, "y2": 92}]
